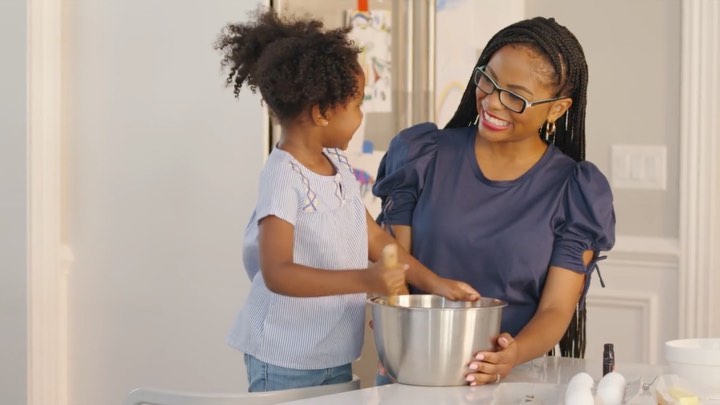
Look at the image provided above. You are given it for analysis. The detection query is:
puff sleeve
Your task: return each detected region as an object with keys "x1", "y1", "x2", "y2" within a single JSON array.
[
  {"x1": 372, "y1": 122, "x2": 441, "y2": 226},
  {"x1": 550, "y1": 161, "x2": 616, "y2": 274},
  {"x1": 255, "y1": 162, "x2": 302, "y2": 226}
]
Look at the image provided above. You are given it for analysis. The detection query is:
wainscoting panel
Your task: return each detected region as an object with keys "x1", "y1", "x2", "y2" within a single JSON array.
[{"x1": 585, "y1": 236, "x2": 679, "y2": 366}]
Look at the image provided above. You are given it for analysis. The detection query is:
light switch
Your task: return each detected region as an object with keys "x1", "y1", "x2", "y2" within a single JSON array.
[{"x1": 611, "y1": 145, "x2": 667, "y2": 190}]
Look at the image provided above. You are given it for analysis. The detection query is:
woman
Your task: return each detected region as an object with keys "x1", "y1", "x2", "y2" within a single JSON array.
[{"x1": 374, "y1": 17, "x2": 615, "y2": 385}]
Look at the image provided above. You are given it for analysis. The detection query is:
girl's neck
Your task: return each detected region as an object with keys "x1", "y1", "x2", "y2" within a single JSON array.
[{"x1": 277, "y1": 126, "x2": 336, "y2": 176}]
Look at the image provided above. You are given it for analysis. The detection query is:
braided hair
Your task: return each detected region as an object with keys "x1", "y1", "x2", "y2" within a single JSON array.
[
  {"x1": 446, "y1": 17, "x2": 590, "y2": 358},
  {"x1": 215, "y1": 8, "x2": 361, "y2": 123},
  {"x1": 446, "y1": 16, "x2": 588, "y2": 163}
]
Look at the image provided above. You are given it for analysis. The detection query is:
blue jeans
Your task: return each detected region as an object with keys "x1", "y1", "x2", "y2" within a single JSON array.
[{"x1": 244, "y1": 354, "x2": 353, "y2": 392}]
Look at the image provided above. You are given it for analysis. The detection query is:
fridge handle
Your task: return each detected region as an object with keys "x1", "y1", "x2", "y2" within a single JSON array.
[
  {"x1": 426, "y1": 0, "x2": 436, "y2": 124},
  {"x1": 410, "y1": 0, "x2": 435, "y2": 126}
]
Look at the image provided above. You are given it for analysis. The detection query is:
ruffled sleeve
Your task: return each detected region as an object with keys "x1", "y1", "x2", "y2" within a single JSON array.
[
  {"x1": 550, "y1": 161, "x2": 616, "y2": 274},
  {"x1": 255, "y1": 159, "x2": 302, "y2": 226},
  {"x1": 372, "y1": 122, "x2": 440, "y2": 226}
]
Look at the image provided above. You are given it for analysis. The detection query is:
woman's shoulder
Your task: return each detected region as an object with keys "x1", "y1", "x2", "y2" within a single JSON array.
[
  {"x1": 547, "y1": 151, "x2": 614, "y2": 212},
  {"x1": 388, "y1": 122, "x2": 440, "y2": 153},
  {"x1": 551, "y1": 156, "x2": 616, "y2": 257},
  {"x1": 569, "y1": 160, "x2": 613, "y2": 204},
  {"x1": 546, "y1": 148, "x2": 610, "y2": 185},
  {"x1": 573, "y1": 160, "x2": 609, "y2": 182},
  {"x1": 390, "y1": 122, "x2": 471, "y2": 147},
  {"x1": 385, "y1": 122, "x2": 470, "y2": 169}
]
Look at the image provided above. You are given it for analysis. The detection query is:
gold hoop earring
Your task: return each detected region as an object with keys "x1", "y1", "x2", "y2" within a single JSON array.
[
  {"x1": 545, "y1": 121, "x2": 556, "y2": 137},
  {"x1": 543, "y1": 120, "x2": 556, "y2": 143}
]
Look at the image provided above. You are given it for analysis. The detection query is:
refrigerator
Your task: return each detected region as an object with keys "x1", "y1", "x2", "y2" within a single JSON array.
[{"x1": 270, "y1": 0, "x2": 435, "y2": 150}]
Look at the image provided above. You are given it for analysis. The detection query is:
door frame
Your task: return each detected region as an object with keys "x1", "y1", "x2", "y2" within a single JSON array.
[
  {"x1": 27, "y1": 0, "x2": 67, "y2": 404},
  {"x1": 678, "y1": 0, "x2": 720, "y2": 338}
]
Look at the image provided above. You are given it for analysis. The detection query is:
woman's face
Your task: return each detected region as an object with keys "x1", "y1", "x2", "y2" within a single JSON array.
[{"x1": 475, "y1": 45, "x2": 571, "y2": 145}]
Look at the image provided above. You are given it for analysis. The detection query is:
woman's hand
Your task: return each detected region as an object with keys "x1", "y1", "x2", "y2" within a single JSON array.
[
  {"x1": 431, "y1": 277, "x2": 481, "y2": 301},
  {"x1": 465, "y1": 333, "x2": 518, "y2": 385}
]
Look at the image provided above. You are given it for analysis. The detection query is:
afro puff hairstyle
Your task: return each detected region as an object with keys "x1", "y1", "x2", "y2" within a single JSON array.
[{"x1": 215, "y1": 8, "x2": 362, "y2": 123}]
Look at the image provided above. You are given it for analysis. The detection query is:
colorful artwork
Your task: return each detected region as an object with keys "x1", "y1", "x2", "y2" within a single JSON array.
[
  {"x1": 435, "y1": 0, "x2": 524, "y2": 125},
  {"x1": 346, "y1": 10, "x2": 392, "y2": 113},
  {"x1": 352, "y1": 168, "x2": 375, "y2": 198},
  {"x1": 348, "y1": 150, "x2": 384, "y2": 218}
]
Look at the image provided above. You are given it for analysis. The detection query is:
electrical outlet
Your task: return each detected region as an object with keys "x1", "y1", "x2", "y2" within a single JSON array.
[{"x1": 611, "y1": 145, "x2": 667, "y2": 190}]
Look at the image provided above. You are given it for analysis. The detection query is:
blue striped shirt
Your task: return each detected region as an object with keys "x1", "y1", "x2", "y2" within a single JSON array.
[{"x1": 227, "y1": 148, "x2": 368, "y2": 369}]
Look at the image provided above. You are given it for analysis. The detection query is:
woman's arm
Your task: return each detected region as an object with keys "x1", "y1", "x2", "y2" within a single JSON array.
[
  {"x1": 387, "y1": 224, "x2": 412, "y2": 252},
  {"x1": 259, "y1": 215, "x2": 407, "y2": 297},
  {"x1": 464, "y1": 250, "x2": 593, "y2": 385},
  {"x1": 366, "y1": 212, "x2": 479, "y2": 300},
  {"x1": 512, "y1": 263, "x2": 586, "y2": 363}
]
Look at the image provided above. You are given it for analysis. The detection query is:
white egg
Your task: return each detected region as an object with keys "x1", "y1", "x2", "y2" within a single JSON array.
[
  {"x1": 596, "y1": 384, "x2": 624, "y2": 405},
  {"x1": 596, "y1": 372, "x2": 627, "y2": 405},
  {"x1": 597, "y1": 371, "x2": 627, "y2": 391},
  {"x1": 567, "y1": 372, "x2": 595, "y2": 390},
  {"x1": 565, "y1": 387, "x2": 594, "y2": 405}
]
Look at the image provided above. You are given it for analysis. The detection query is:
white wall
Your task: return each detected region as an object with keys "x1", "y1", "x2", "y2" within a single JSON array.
[
  {"x1": 0, "y1": 0, "x2": 28, "y2": 404},
  {"x1": 63, "y1": 1, "x2": 264, "y2": 403}
]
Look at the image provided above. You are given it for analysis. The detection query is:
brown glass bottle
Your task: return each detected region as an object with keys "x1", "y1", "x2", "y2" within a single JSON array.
[{"x1": 603, "y1": 343, "x2": 615, "y2": 376}]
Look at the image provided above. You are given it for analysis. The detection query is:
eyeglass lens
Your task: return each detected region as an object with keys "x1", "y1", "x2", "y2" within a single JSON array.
[{"x1": 473, "y1": 68, "x2": 526, "y2": 113}]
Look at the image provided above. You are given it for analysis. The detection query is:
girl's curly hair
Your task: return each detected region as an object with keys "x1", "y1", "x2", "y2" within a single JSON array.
[{"x1": 215, "y1": 8, "x2": 362, "y2": 123}]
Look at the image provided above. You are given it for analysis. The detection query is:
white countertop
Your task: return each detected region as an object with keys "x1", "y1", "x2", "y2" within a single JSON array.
[{"x1": 282, "y1": 357, "x2": 678, "y2": 404}]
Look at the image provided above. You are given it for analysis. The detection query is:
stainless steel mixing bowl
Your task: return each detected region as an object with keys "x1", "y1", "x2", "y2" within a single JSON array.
[{"x1": 369, "y1": 294, "x2": 507, "y2": 386}]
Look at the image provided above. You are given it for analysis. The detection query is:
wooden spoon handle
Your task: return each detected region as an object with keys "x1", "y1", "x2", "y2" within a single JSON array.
[{"x1": 381, "y1": 244, "x2": 403, "y2": 304}]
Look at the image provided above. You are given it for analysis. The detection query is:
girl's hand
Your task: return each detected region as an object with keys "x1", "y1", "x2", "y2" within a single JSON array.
[
  {"x1": 368, "y1": 320, "x2": 398, "y2": 384},
  {"x1": 366, "y1": 261, "x2": 409, "y2": 295},
  {"x1": 431, "y1": 277, "x2": 481, "y2": 301},
  {"x1": 464, "y1": 333, "x2": 518, "y2": 385}
]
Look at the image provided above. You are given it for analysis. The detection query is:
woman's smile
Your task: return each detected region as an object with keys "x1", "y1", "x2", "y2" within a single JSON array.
[{"x1": 480, "y1": 108, "x2": 511, "y2": 131}]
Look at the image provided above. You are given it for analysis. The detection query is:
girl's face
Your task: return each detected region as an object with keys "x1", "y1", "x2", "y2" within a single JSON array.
[
  {"x1": 323, "y1": 71, "x2": 365, "y2": 150},
  {"x1": 475, "y1": 45, "x2": 571, "y2": 145}
]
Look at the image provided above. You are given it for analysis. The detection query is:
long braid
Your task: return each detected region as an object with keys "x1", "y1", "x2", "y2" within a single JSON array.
[{"x1": 446, "y1": 17, "x2": 590, "y2": 358}]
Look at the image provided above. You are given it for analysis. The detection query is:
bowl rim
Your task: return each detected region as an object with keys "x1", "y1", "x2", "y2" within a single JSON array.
[
  {"x1": 367, "y1": 294, "x2": 508, "y2": 310},
  {"x1": 665, "y1": 338, "x2": 720, "y2": 365}
]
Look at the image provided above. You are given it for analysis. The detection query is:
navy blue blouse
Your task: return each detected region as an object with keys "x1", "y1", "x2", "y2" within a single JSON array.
[{"x1": 373, "y1": 123, "x2": 616, "y2": 336}]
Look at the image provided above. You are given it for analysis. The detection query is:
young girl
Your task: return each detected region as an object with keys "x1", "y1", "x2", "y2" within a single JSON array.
[{"x1": 215, "y1": 9, "x2": 479, "y2": 392}]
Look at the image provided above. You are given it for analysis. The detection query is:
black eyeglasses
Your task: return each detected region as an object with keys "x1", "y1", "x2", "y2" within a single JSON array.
[{"x1": 473, "y1": 66, "x2": 567, "y2": 114}]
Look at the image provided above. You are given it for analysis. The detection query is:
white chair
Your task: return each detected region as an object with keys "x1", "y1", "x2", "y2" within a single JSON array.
[{"x1": 123, "y1": 374, "x2": 360, "y2": 405}]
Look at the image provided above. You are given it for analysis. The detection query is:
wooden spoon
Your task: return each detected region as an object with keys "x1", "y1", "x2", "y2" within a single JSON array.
[{"x1": 382, "y1": 244, "x2": 401, "y2": 305}]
